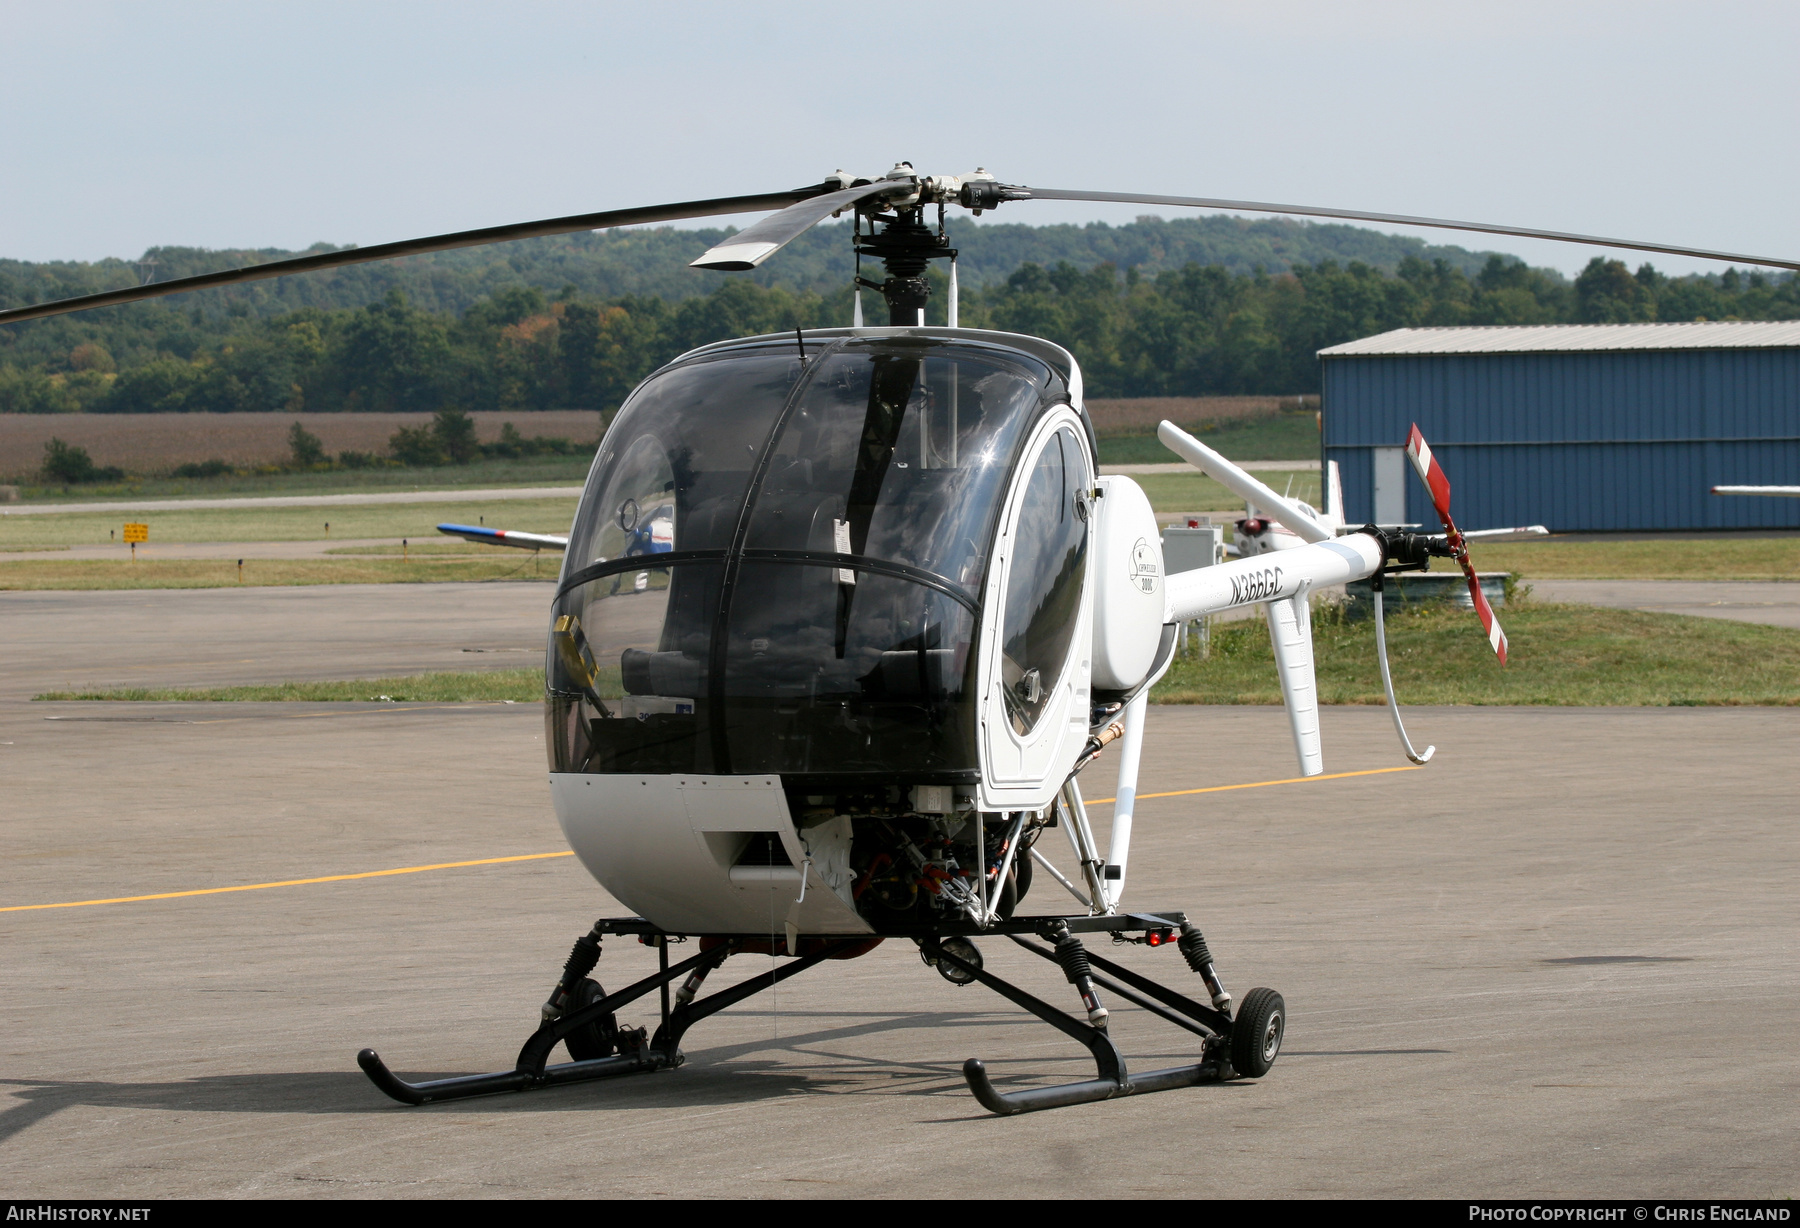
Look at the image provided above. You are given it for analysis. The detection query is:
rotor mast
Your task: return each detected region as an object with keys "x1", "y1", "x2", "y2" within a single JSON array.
[{"x1": 855, "y1": 199, "x2": 954, "y2": 327}]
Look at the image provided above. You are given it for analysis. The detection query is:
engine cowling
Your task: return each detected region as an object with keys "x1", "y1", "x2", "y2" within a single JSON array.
[{"x1": 1089, "y1": 475, "x2": 1166, "y2": 692}]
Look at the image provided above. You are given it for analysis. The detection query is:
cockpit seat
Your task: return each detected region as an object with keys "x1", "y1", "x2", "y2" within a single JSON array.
[{"x1": 620, "y1": 648, "x2": 704, "y2": 698}]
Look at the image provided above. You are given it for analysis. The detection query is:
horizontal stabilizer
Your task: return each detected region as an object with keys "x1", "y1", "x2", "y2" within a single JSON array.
[
  {"x1": 437, "y1": 523, "x2": 568, "y2": 551},
  {"x1": 1157, "y1": 422, "x2": 1329, "y2": 544}
]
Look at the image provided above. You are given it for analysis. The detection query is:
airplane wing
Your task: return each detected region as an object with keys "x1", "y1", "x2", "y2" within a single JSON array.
[
  {"x1": 1461, "y1": 525, "x2": 1549, "y2": 539},
  {"x1": 1713, "y1": 486, "x2": 1800, "y2": 498},
  {"x1": 436, "y1": 523, "x2": 568, "y2": 551}
]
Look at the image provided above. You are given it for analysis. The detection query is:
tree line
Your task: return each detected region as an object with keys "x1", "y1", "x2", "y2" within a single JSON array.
[{"x1": 2, "y1": 253, "x2": 1795, "y2": 415}]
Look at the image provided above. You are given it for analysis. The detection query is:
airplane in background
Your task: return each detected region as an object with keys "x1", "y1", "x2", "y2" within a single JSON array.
[
  {"x1": 438, "y1": 502, "x2": 671, "y2": 557},
  {"x1": 1713, "y1": 485, "x2": 1800, "y2": 498}
]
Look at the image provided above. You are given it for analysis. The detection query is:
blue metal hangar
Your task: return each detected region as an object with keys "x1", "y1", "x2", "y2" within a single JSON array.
[{"x1": 1318, "y1": 321, "x2": 1800, "y2": 532}]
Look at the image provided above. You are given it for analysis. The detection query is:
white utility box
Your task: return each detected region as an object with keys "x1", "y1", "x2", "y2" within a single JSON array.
[{"x1": 1162, "y1": 524, "x2": 1225, "y2": 574}]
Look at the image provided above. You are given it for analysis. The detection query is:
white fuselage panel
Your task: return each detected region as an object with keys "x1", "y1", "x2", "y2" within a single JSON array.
[{"x1": 550, "y1": 773, "x2": 873, "y2": 936}]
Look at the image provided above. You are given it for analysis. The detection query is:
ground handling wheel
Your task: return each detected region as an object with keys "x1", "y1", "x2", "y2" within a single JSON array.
[
  {"x1": 562, "y1": 978, "x2": 618, "y2": 1061},
  {"x1": 1230, "y1": 987, "x2": 1285, "y2": 1078}
]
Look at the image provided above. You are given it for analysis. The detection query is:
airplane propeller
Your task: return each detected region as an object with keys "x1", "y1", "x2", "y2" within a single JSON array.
[{"x1": 1405, "y1": 424, "x2": 1507, "y2": 665}]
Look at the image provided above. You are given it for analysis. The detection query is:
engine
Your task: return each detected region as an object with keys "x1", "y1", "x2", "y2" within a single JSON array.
[{"x1": 787, "y1": 786, "x2": 1046, "y2": 926}]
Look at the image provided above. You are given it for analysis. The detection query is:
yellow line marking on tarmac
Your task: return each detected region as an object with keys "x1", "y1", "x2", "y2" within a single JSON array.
[
  {"x1": 0, "y1": 852, "x2": 576, "y2": 913},
  {"x1": 1084, "y1": 764, "x2": 1422, "y2": 806},
  {"x1": 3, "y1": 767, "x2": 1421, "y2": 914}
]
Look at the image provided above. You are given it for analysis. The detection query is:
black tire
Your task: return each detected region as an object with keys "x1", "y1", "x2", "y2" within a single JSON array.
[
  {"x1": 1230, "y1": 987, "x2": 1285, "y2": 1078},
  {"x1": 563, "y1": 978, "x2": 618, "y2": 1061}
]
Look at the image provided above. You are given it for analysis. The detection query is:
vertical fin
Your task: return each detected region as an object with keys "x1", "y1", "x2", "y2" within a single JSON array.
[
  {"x1": 1102, "y1": 690, "x2": 1148, "y2": 909},
  {"x1": 1267, "y1": 592, "x2": 1323, "y2": 776}
]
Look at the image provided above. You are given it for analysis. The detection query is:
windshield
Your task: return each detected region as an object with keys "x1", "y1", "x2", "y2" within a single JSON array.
[
  {"x1": 563, "y1": 346, "x2": 804, "y2": 570},
  {"x1": 548, "y1": 336, "x2": 1056, "y2": 781}
]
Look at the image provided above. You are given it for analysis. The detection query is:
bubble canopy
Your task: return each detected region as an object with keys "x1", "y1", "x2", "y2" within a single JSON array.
[{"x1": 546, "y1": 332, "x2": 1078, "y2": 783}]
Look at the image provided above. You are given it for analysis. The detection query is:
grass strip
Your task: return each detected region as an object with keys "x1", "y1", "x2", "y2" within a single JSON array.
[
  {"x1": 1154, "y1": 602, "x2": 1800, "y2": 706},
  {"x1": 0, "y1": 556, "x2": 559, "y2": 590},
  {"x1": 1445, "y1": 539, "x2": 1800, "y2": 582},
  {"x1": 36, "y1": 668, "x2": 548, "y2": 703},
  {"x1": 1096, "y1": 416, "x2": 1319, "y2": 464},
  {"x1": 1131, "y1": 469, "x2": 1317, "y2": 514}
]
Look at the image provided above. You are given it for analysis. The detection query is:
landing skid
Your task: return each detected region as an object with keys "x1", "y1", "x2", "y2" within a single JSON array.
[{"x1": 357, "y1": 912, "x2": 1284, "y2": 1116}]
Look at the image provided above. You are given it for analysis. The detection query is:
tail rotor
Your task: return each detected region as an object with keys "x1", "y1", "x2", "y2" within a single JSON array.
[{"x1": 1405, "y1": 424, "x2": 1508, "y2": 665}]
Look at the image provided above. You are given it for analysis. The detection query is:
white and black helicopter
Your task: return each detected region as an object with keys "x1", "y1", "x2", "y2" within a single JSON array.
[{"x1": 9, "y1": 165, "x2": 1796, "y2": 1116}]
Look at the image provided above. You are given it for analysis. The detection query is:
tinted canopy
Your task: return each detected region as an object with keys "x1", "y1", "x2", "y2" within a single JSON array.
[{"x1": 547, "y1": 333, "x2": 1066, "y2": 782}]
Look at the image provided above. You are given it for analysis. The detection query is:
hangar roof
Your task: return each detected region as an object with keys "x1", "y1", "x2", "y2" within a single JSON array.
[{"x1": 1319, "y1": 321, "x2": 1800, "y2": 357}]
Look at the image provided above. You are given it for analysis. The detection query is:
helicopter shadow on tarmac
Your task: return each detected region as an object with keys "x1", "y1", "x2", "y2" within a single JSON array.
[
  {"x1": 0, "y1": 1005, "x2": 1104, "y2": 1140},
  {"x1": 0, "y1": 993, "x2": 1452, "y2": 1141},
  {"x1": 0, "y1": 1005, "x2": 1461, "y2": 1141}
]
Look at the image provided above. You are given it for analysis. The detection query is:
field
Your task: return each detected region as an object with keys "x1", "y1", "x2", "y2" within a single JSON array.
[
  {"x1": 0, "y1": 401, "x2": 1322, "y2": 496},
  {"x1": 0, "y1": 410, "x2": 603, "y2": 483}
]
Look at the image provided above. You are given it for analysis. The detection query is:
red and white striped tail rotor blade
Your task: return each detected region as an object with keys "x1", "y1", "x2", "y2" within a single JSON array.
[
  {"x1": 1405, "y1": 424, "x2": 1452, "y2": 522},
  {"x1": 1404, "y1": 423, "x2": 1508, "y2": 665},
  {"x1": 1465, "y1": 569, "x2": 1509, "y2": 665}
]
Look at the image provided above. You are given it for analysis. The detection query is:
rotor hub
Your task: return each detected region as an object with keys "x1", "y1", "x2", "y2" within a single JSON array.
[{"x1": 854, "y1": 205, "x2": 955, "y2": 326}]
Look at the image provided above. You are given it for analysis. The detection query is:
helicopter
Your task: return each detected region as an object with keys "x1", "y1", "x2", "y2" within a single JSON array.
[{"x1": 7, "y1": 164, "x2": 1795, "y2": 1116}]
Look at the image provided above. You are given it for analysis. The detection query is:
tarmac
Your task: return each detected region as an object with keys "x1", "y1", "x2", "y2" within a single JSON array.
[
  {"x1": 1532, "y1": 579, "x2": 1800, "y2": 630},
  {"x1": 1, "y1": 583, "x2": 1796, "y2": 1199}
]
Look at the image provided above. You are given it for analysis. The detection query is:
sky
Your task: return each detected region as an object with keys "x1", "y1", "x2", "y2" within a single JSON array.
[{"x1": 2, "y1": 0, "x2": 1795, "y2": 278}]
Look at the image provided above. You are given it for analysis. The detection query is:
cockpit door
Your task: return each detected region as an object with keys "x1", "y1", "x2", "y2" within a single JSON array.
[{"x1": 977, "y1": 406, "x2": 1094, "y2": 810}]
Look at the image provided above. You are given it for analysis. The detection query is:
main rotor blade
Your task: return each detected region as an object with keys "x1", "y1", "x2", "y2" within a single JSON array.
[
  {"x1": 1019, "y1": 187, "x2": 1800, "y2": 273},
  {"x1": 0, "y1": 188, "x2": 830, "y2": 327},
  {"x1": 690, "y1": 179, "x2": 913, "y2": 271}
]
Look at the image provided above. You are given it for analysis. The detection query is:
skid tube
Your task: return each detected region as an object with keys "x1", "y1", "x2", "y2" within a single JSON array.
[
  {"x1": 357, "y1": 911, "x2": 1246, "y2": 1115},
  {"x1": 359, "y1": 934, "x2": 862, "y2": 1105},
  {"x1": 927, "y1": 920, "x2": 1239, "y2": 1117}
]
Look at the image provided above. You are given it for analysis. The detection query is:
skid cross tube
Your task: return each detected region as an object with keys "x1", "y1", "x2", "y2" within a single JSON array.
[
  {"x1": 1010, "y1": 936, "x2": 1222, "y2": 1043},
  {"x1": 651, "y1": 939, "x2": 862, "y2": 1054}
]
